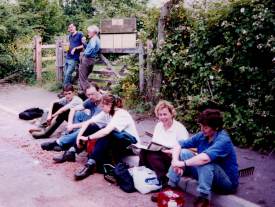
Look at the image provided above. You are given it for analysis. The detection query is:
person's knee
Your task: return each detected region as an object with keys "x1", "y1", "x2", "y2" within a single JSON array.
[
  {"x1": 197, "y1": 163, "x2": 215, "y2": 174},
  {"x1": 74, "y1": 111, "x2": 83, "y2": 120},
  {"x1": 167, "y1": 166, "x2": 181, "y2": 184}
]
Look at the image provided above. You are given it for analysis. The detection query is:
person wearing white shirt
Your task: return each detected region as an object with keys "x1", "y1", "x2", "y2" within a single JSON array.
[
  {"x1": 30, "y1": 84, "x2": 83, "y2": 139},
  {"x1": 139, "y1": 100, "x2": 189, "y2": 186},
  {"x1": 40, "y1": 84, "x2": 102, "y2": 152},
  {"x1": 74, "y1": 94, "x2": 140, "y2": 180}
]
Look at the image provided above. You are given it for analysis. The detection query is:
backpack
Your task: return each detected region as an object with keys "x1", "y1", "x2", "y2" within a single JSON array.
[
  {"x1": 114, "y1": 163, "x2": 136, "y2": 193},
  {"x1": 19, "y1": 108, "x2": 44, "y2": 120}
]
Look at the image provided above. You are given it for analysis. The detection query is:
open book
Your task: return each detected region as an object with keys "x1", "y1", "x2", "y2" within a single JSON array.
[{"x1": 129, "y1": 142, "x2": 172, "y2": 152}]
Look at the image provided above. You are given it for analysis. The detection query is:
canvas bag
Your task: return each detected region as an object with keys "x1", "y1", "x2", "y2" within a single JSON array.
[{"x1": 129, "y1": 166, "x2": 162, "y2": 194}]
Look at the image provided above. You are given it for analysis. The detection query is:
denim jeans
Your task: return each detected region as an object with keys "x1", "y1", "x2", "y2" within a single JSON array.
[
  {"x1": 58, "y1": 129, "x2": 80, "y2": 149},
  {"x1": 73, "y1": 111, "x2": 91, "y2": 124},
  {"x1": 167, "y1": 149, "x2": 236, "y2": 199},
  {"x1": 64, "y1": 58, "x2": 77, "y2": 86},
  {"x1": 58, "y1": 111, "x2": 91, "y2": 149}
]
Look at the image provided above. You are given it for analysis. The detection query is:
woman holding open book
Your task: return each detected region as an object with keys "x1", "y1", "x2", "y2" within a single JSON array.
[{"x1": 139, "y1": 100, "x2": 189, "y2": 186}]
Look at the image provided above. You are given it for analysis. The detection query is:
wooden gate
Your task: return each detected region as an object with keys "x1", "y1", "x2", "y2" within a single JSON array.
[{"x1": 33, "y1": 18, "x2": 145, "y2": 92}]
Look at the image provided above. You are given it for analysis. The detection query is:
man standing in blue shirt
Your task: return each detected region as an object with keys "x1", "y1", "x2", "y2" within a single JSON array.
[
  {"x1": 63, "y1": 23, "x2": 84, "y2": 87},
  {"x1": 79, "y1": 25, "x2": 101, "y2": 95},
  {"x1": 164, "y1": 109, "x2": 239, "y2": 207}
]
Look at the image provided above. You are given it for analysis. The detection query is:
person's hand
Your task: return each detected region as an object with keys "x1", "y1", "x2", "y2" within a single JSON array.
[
  {"x1": 77, "y1": 136, "x2": 88, "y2": 148},
  {"x1": 162, "y1": 149, "x2": 173, "y2": 154},
  {"x1": 67, "y1": 124, "x2": 74, "y2": 133},
  {"x1": 171, "y1": 159, "x2": 185, "y2": 168},
  {"x1": 173, "y1": 166, "x2": 184, "y2": 176},
  {"x1": 71, "y1": 47, "x2": 76, "y2": 55},
  {"x1": 81, "y1": 37, "x2": 86, "y2": 44},
  {"x1": 46, "y1": 116, "x2": 52, "y2": 125}
]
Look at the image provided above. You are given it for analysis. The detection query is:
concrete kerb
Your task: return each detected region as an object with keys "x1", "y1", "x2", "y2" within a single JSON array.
[
  {"x1": 123, "y1": 156, "x2": 260, "y2": 207},
  {"x1": 178, "y1": 178, "x2": 261, "y2": 207}
]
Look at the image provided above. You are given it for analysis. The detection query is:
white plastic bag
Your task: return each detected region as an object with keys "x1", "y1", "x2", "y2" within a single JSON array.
[{"x1": 129, "y1": 166, "x2": 162, "y2": 194}]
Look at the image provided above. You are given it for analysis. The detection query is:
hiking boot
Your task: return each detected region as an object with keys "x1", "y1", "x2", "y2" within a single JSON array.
[
  {"x1": 29, "y1": 128, "x2": 43, "y2": 134},
  {"x1": 32, "y1": 119, "x2": 62, "y2": 139},
  {"x1": 53, "y1": 151, "x2": 75, "y2": 163},
  {"x1": 53, "y1": 145, "x2": 63, "y2": 152},
  {"x1": 74, "y1": 163, "x2": 95, "y2": 181},
  {"x1": 41, "y1": 141, "x2": 59, "y2": 151},
  {"x1": 193, "y1": 196, "x2": 210, "y2": 207}
]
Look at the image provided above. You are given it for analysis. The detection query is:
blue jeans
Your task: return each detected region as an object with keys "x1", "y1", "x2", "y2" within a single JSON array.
[
  {"x1": 64, "y1": 58, "x2": 78, "y2": 85},
  {"x1": 73, "y1": 111, "x2": 91, "y2": 124},
  {"x1": 167, "y1": 149, "x2": 236, "y2": 199},
  {"x1": 58, "y1": 111, "x2": 91, "y2": 149}
]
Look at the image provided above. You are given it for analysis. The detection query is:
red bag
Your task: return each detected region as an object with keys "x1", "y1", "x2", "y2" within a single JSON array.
[{"x1": 158, "y1": 188, "x2": 185, "y2": 207}]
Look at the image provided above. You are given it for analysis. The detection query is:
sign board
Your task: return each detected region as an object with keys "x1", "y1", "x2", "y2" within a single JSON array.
[
  {"x1": 100, "y1": 18, "x2": 137, "y2": 49},
  {"x1": 101, "y1": 33, "x2": 136, "y2": 49},
  {"x1": 101, "y1": 18, "x2": 136, "y2": 34}
]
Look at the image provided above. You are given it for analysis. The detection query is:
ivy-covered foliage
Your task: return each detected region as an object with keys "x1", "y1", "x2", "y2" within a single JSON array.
[{"x1": 153, "y1": 0, "x2": 275, "y2": 151}]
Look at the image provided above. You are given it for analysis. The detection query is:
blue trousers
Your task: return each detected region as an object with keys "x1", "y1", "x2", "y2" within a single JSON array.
[
  {"x1": 63, "y1": 58, "x2": 78, "y2": 86},
  {"x1": 167, "y1": 149, "x2": 236, "y2": 199},
  {"x1": 58, "y1": 111, "x2": 91, "y2": 149}
]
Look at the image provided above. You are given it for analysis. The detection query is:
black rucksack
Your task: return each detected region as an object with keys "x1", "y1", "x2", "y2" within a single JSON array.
[
  {"x1": 114, "y1": 163, "x2": 136, "y2": 193},
  {"x1": 19, "y1": 108, "x2": 44, "y2": 120}
]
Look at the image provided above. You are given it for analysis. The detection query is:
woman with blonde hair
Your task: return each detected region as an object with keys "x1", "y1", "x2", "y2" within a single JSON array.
[{"x1": 139, "y1": 100, "x2": 189, "y2": 186}]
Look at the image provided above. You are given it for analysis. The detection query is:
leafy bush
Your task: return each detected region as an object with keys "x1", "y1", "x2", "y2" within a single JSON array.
[
  {"x1": 0, "y1": 0, "x2": 65, "y2": 81},
  {"x1": 112, "y1": 56, "x2": 140, "y2": 106},
  {"x1": 153, "y1": 0, "x2": 275, "y2": 151}
]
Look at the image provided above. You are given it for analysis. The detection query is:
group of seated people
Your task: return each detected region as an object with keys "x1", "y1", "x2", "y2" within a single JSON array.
[{"x1": 28, "y1": 83, "x2": 239, "y2": 207}]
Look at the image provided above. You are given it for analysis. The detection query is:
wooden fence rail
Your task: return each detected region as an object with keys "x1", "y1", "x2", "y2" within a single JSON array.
[{"x1": 33, "y1": 35, "x2": 64, "y2": 82}]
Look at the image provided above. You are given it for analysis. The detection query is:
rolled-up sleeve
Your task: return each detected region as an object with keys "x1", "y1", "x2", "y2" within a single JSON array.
[
  {"x1": 203, "y1": 139, "x2": 231, "y2": 161},
  {"x1": 84, "y1": 39, "x2": 96, "y2": 56}
]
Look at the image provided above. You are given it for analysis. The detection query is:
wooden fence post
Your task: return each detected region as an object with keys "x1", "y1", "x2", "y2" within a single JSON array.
[
  {"x1": 146, "y1": 39, "x2": 154, "y2": 100},
  {"x1": 138, "y1": 42, "x2": 145, "y2": 93},
  {"x1": 33, "y1": 35, "x2": 42, "y2": 81},
  {"x1": 55, "y1": 37, "x2": 64, "y2": 82}
]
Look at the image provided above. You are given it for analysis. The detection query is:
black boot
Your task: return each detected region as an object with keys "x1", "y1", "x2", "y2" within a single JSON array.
[
  {"x1": 53, "y1": 151, "x2": 76, "y2": 163},
  {"x1": 74, "y1": 163, "x2": 95, "y2": 181},
  {"x1": 32, "y1": 119, "x2": 62, "y2": 139},
  {"x1": 41, "y1": 141, "x2": 62, "y2": 151}
]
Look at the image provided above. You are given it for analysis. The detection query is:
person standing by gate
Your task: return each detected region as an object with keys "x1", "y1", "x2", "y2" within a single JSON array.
[
  {"x1": 78, "y1": 25, "x2": 101, "y2": 98},
  {"x1": 62, "y1": 23, "x2": 84, "y2": 93}
]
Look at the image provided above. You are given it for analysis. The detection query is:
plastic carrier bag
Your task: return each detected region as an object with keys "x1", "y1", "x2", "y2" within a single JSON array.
[{"x1": 129, "y1": 166, "x2": 162, "y2": 194}]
